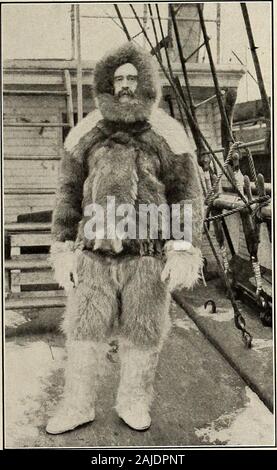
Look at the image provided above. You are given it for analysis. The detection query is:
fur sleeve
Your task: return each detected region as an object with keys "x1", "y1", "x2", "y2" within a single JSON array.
[
  {"x1": 149, "y1": 107, "x2": 204, "y2": 247},
  {"x1": 158, "y1": 138, "x2": 204, "y2": 249},
  {"x1": 51, "y1": 125, "x2": 102, "y2": 242}
]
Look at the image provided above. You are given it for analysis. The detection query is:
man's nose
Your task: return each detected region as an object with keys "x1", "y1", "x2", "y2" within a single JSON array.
[{"x1": 121, "y1": 77, "x2": 129, "y2": 87}]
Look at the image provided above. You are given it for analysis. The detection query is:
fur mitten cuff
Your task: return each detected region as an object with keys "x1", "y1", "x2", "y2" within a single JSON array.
[
  {"x1": 161, "y1": 242, "x2": 203, "y2": 292},
  {"x1": 50, "y1": 241, "x2": 78, "y2": 291}
]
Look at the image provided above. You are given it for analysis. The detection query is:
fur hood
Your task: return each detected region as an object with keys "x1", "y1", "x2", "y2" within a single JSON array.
[{"x1": 93, "y1": 42, "x2": 160, "y2": 123}]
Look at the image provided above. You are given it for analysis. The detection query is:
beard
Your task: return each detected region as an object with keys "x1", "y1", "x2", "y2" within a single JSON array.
[{"x1": 96, "y1": 91, "x2": 155, "y2": 124}]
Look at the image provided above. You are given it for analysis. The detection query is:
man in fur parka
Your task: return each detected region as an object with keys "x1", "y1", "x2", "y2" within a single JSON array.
[{"x1": 46, "y1": 42, "x2": 204, "y2": 434}]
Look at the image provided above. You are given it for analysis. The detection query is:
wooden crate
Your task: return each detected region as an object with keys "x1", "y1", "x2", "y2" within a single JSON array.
[
  {"x1": 5, "y1": 254, "x2": 58, "y2": 294},
  {"x1": 5, "y1": 222, "x2": 59, "y2": 298},
  {"x1": 10, "y1": 231, "x2": 52, "y2": 257}
]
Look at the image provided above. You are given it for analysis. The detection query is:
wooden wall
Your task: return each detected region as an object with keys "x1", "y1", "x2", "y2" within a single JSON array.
[
  {"x1": 3, "y1": 88, "x2": 94, "y2": 223},
  {"x1": 4, "y1": 94, "x2": 64, "y2": 222}
]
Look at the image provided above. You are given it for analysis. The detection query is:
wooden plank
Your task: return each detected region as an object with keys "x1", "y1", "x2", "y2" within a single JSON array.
[
  {"x1": 5, "y1": 295, "x2": 66, "y2": 309},
  {"x1": 10, "y1": 247, "x2": 21, "y2": 257},
  {"x1": 5, "y1": 270, "x2": 10, "y2": 297},
  {"x1": 5, "y1": 188, "x2": 56, "y2": 194},
  {"x1": 5, "y1": 178, "x2": 58, "y2": 188},
  {"x1": 4, "y1": 139, "x2": 59, "y2": 147},
  {"x1": 10, "y1": 270, "x2": 21, "y2": 293},
  {"x1": 4, "y1": 156, "x2": 60, "y2": 161},
  {"x1": 4, "y1": 170, "x2": 57, "y2": 179},
  {"x1": 5, "y1": 184, "x2": 57, "y2": 192},
  {"x1": 5, "y1": 206, "x2": 54, "y2": 218},
  {"x1": 4, "y1": 108, "x2": 61, "y2": 118},
  {"x1": 4, "y1": 90, "x2": 68, "y2": 95},
  {"x1": 3, "y1": 113, "x2": 63, "y2": 123},
  {"x1": 5, "y1": 207, "x2": 54, "y2": 224},
  {"x1": 64, "y1": 70, "x2": 74, "y2": 128},
  {"x1": 258, "y1": 223, "x2": 272, "y2": 270},
  {"x1": 5, "y1": 184, "x2": 56, "y2": 191},
  {"x1": 4, "y1": 160, "x2": 59, "y2": 172},
  {"x1": 4, "y1": 94, "x2": 65, "y2": 106},
  {"x1": 5, "y1": 194, "x2": 55, "y2": 206},
  {"x1": 4, "y1": 125, "x2": 58, "y2": 134},
  {"x1": 6, "y1": 253, "x2": 49, "y2": 260},
  {"x1": 4, "y1": 123, "x2": 69, "y2": 129},
  {"x1": 4, "y1": 138, "x2": 59, "y2": 147},
  {"x1": 76, "y1": 4, "x2": 83, "y2": 122},
  {"x1": 5, "y1": 257, "x2": 51, "y2": 270},
  {"x1": 11, "y1": 232, "x2": 52, "y2": 247},
  {"x1": 4, "y1": 160, "x2": 59, "y2": 188},
  {"x1": 3, "y1": 58, "x2": 94, "y2": 69},
  {"x1": 4, "y1": 128, "x2": 57, "y2": 138},
  {"x1": 10, "y1": 290, "x2": 65, "y2": 299},
  {"x1": 19, "y1": 269, "x2": 54, "y2": 285},
  {"x1": 5, "y1": 222, "x2": 51, "y2": 231}
]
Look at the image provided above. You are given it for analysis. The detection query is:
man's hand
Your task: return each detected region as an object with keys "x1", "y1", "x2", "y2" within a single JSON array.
[
  {"x1": 161, "y1": 242, "x2": 203, "y2": 292},
  {"x1": 50, "y1": 241, "x2": 79, "y2": 292}
]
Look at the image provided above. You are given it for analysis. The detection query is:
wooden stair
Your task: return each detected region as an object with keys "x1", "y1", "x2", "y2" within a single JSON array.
[
  {"x1": 4, "y1": 68, "x2": 74, "y2": 311},
  {"x1": 6, "y1": 294, "x2": 66, "y2": 310},
  {"x1": 5, "y1": 221, "x2": 66, "y2": 309}
]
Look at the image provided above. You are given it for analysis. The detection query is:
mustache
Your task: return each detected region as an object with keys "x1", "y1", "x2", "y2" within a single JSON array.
[{"x1": 117, "y1": 89, "x2": 135, "y2": 98}]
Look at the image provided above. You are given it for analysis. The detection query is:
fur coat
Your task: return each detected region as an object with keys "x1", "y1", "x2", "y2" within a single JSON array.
[{"x1": 51, "y1": 43, "x2": 204, "y2": 281}]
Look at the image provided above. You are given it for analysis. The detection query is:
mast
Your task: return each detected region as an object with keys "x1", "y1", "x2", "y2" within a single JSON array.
[{"x1": 240, "y1": 3, "x2": 270, "y2": 121}]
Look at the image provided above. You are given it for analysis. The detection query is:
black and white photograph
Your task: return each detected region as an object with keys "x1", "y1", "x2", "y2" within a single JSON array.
[{"x1": 1, "y1": 0, "x2": 275, "y2": 454}]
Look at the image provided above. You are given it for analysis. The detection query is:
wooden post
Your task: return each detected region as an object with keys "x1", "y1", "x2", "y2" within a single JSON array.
[
  {"x1": 5, "y1": 270, "x2": 10, "y2": 298},
  {"x1": 216, "y1": 4, "x2": 221, "y2": 64},
  {"x1": 197, "y1": 5, "x2": 234, "y2": 145},
  {"x1": 70, "y1": 4, "x2": 75, "y2": 60},
  {"x1": 64, "y1": 70, "x2": 74, "y2": 128},
  {"x1": 169, "y1": 5, "x2": 196, "y2": 117},
  {"x1": 240, "y1": 3, "x2": 271, "y2": 121},
  {"x1": 11, "y1": 270, "x2": 21, "y2": 294},
  {"x1": 76, "y1": 4, "x2": 83, "y2": 122},
  {"x1": 11, "y1": 246, "x2": 21, "y2": 257}
]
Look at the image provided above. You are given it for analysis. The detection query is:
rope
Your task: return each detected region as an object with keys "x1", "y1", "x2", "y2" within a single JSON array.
[
  {"x1": 205, "y1": 195, "x2": 270, "y2": 222},
  {"x1": 220, "y1": 245, "x2": 229, "y2": 273},
  {"x1": 246, "y1": 147, "x2": 258, "y2": 186},
  {"x1": 252, "y1": 258, "x2": 263, "y2": 294},
  {"x1": 204, "y1": 222, "x2": 252, "y2": 348},
  {"x1": 205, "y1": 141, "x2": 247, "y2": 207}
]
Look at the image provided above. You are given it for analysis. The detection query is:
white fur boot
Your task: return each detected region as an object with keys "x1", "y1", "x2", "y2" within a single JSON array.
[
  {"x1": 115, "y1": 339, "x2": 159, "y2": 431},
  {"x1": 46, "y1": 340, "x2": 105, "y2": 434}
]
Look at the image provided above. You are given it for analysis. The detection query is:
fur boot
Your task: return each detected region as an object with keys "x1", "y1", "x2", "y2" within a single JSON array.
[
  {"x1": 115, "y1": 339, "x2": 160, "y2": 431},
  {"x1": 46, "y1": 340, "x2": 106, "y2": 434}
]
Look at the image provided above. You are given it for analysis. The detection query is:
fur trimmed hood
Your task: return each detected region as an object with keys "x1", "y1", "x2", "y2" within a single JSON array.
[
  {"x1": 93, "y1": 42, "x2": 160, "y2": 123},
  {"x1": 65, "y1": 107, "x2": 193, "y2": 155}
]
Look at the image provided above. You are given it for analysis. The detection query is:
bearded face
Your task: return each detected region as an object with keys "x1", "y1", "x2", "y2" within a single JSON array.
[
  {"x1": 94, "y1": 43, "x2": 159, "y2": 123},
  {"x1": 113, "y1": 63, "x2": 138, "y2": 104}
]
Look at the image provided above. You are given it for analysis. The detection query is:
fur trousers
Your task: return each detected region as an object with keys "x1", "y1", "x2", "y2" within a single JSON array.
[
  {"x1": 61, "y1": 250, "x2": 171, "y2": 418},
  {"x1": 63, "y1": 250, "x2": 171, "y2": 347}
]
